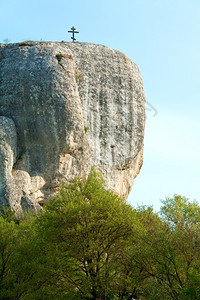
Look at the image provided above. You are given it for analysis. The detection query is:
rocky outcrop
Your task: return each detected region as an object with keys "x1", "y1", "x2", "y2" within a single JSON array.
[{"x1": 0, "y1": 41, "x2": 145, "y2": 212}]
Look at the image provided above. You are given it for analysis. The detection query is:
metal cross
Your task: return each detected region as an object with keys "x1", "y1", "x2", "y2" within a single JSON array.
[{"x1": 68, "y1": 26, "x2": 79, "y2": 42}]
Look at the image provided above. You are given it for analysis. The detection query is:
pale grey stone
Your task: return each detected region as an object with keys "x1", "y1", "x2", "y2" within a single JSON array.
[{"x1": 0, "y1": 41, "x2": 145, "y2": 211}]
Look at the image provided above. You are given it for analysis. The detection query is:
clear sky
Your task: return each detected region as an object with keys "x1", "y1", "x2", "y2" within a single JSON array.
[{"x1": 1, "y1": 0, "x2": 200, "y2": 211}]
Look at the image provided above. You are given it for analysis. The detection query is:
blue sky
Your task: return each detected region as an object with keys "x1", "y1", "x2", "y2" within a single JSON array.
[{"x1": 1, "y1": 0, "x2": 200, "y2": 211}]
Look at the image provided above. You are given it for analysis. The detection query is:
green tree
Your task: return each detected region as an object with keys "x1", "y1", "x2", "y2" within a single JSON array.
[
  {"x1": 1, "y1": 178, "x2": 200, "y2": 300},
  {"x1": 35, "y1": 169, "x2": 138, "y2": 299},
  {"x1": 116, "y1": 195, "x2": 200, "y2": 300},
  {"x1": 0, "y1": 210, "x2": 44, "y2": 299},
  {"x1": 126, "y1": 195, "x2": 200, "y2": 300},
  {"x1": 0, "y1": 216, "x2": 18, "y2": 299},
  {"x1": 160, "y1": 195, "x2": 200, "y2": 299},
  {"x1": 118, "y1": 205, "x2": 173, "y2": 299}
]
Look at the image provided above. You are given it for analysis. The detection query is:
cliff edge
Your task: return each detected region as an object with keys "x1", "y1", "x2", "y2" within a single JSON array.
[{"x1": 0, "y1": 41, "x2": 145, "y2": 211}]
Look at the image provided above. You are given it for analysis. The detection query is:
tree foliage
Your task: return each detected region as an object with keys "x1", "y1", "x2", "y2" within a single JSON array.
[{"x1": 0, "y1": 171, "x2": 199, "y2": 299}]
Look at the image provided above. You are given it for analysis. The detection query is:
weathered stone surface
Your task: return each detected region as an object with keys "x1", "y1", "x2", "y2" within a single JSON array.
[
  {"x1": 0, "y1": 116, "x2": 17, "y2": 206},
  {"x1": 0, "y1": 41, "x2": 145, "y2": 211},
  {"x1": 67, "y1": 43, "x2": 145, "y2": 197}
]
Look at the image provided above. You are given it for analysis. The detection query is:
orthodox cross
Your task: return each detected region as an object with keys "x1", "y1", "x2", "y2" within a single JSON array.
[{"x1": 68, "y1": 26, "x2": 79, "y2": 42}]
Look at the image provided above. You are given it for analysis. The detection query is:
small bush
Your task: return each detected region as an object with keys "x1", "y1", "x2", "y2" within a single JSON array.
[
  {"x1": 84, "y1": 126, "x2": 88, "y2": 133},
  {"x1": 56, "y1": 53, "x2": 64, "y2": 63},
  {"x1": 75, "y1": 69, "x2": 83, "y2": 83}
]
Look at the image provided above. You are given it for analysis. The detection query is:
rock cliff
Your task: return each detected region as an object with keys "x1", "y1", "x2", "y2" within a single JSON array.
[{"x1": 0, "y1": 41, "x2": 145, "y2": 211}]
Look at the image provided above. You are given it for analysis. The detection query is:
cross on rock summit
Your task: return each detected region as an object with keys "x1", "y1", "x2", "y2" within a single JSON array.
[{"x1": 68, "y1": 26, "x2": 79, "y2": 42}]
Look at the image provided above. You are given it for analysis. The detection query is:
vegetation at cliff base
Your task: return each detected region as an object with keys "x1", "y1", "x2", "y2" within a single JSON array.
[{"x1": 0, "y1": 170, "x2": 200, "y2": 299}]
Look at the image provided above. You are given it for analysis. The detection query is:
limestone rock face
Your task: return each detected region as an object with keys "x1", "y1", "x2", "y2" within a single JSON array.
[{"x1": 0, "y1": 41, "x2": 145, "y2": 211}]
